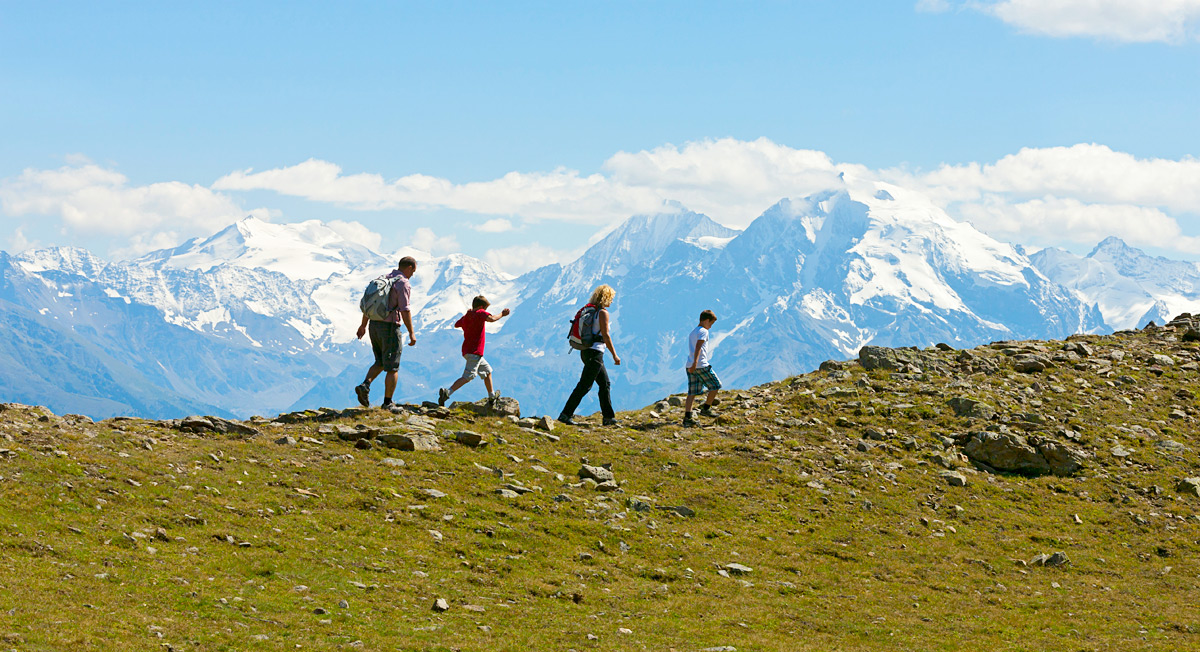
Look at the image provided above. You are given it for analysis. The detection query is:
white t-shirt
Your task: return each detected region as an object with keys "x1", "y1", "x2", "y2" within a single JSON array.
[{"x1": 686, "y1": 325, "x2": 711, "y2": 368}]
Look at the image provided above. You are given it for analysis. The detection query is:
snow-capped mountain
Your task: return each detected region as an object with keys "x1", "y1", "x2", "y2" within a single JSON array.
[
  {"x1": 1030, "y1": 237, "x2": 1200, "y2": 330},
  {"x1": 3, "y1": 177, "x2": 1192, "y2": 421}
]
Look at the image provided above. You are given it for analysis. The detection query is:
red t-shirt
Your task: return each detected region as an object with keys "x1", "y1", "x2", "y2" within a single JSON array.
[{"x1": 455, "y1": 309, "x2": 491, "y2": 356}]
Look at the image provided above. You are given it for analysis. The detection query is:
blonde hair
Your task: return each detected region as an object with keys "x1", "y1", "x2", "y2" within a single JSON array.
[{"x1": 589, "y1": 284, "x2": 616, "y2": 307}]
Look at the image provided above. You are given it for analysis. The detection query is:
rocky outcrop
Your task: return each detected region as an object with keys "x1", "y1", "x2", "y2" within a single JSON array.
[{"x1": 961, "y1": 431, "x2": 1086, "y2": 477}]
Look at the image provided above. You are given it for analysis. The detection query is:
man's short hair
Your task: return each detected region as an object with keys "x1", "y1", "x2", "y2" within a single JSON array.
[
  {"x1": 700, "y1": 309, "x2": 717, "y2": 323},
  {"x1": 471, "y1": 295, "x2": 490, "y2": 310},
  {"x1": 398, "y1": 256, "x2": 418, "y2": 271}
]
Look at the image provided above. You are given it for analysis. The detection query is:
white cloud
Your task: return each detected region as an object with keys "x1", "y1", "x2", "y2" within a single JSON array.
[
  {"x1": 473, "y1": 218, "x2": 515, "y2": 233},
  {"x1": 0, "y1": 161, "x2": 250, "y2": 234},
  {"x1": 326, "y1": 220, "x2": 384, "y2": 250},
  {"x1": 924, "y1": 0, "x2": 1200, "y2": 43},
  {"x1": 888, "y1": 143, "x2": 1200, "y2": 254},
  {"x1": 410, "y1": 227, "x2": 460, "y2": 255},
  {"x1": 483, "y1": 243, "x2": 578, "y2": 276},
  {"x1": 212, "y1": 138, "x2": 845, "y2": 229},
  {"x1": 6, "y1": 227, "x2": 34, "y2": 253}
]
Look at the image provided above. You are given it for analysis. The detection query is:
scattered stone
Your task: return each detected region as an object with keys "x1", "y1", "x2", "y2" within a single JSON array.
[
  {"x1": 423, "y1": 488, "x2": 448, "y2": 499},
  {"x1": 537, "y1": 416, "x2": 555, "y2": 432},
  {"x1": 1111, "y1": 446, "x2": 1133, "y2": 458},
  {"x1": 947, "y1": 397, "x2": 995, "y2": 420},
  {"x1": 452, "y1": 396, "x2": 521, "y2": 418},
  {"x1": 454, "y1": 431, "x2": 486, "y2": 447},
  {"x1": 595, "y1": 481, "x2": 619, "y2": 492},
  {"x1": 940, "y1": 470, "x2": 967, "y2": 487},
  {"x1": 381, "y1": 458, "x2": 406, "y2": 468},
  {"x1": 432, "y1": 598, "x2": 450, "y2": 612},
  {"x1": 1177, "y1": 477, "x2": 1200, "y2": 498},
  {"x1": 275, "y1": 436, "x2": 296, "y2": 446},
  {"x1": 724, "y1": 563, "x2": 753, "y2": 575},
  {"x1": 579, "y1": 464, "x2": 615, "y2": 483},
  {"x1": 668, "y1": 396, "x2": 685, "y2": 407},
  {"x1": 355, "y1": 438, "x2": 373, "y2": 450},
  {"x1": 377, "y1": 433, "x2": 441, "y2": 451},
  {"x1": 496, "y1": 488, "x2": 521, "y2": 499}
]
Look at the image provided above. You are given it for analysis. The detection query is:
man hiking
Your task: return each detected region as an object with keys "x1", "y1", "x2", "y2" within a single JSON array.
[{"x1": 355, "y1": 256, "x2": 417, "y2": 409}]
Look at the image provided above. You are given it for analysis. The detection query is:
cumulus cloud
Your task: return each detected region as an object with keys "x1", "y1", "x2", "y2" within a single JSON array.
[
  {"x1": 410, "y1": 227, "x2": 460, "y2": 255},
  {"x1": 212, "y1": 138, "x2": 845, "y2": 229},
  {"x1": 473, "y1": 218, "x2": 515, "y2": 233},
  {"x1": 483, "y1": 243, "x2": 579, "y2": 276},
  {"x1": 922, "y1": 0, "x2": 1200, "y2": 43},
  {"x1": 0, "y1": 160, "x2": 251, "y2": 234},
  {"x1": 327, "y1": 220, "x2": 384, "y2": 250},
  {"x1": 888, "y1": 143, "x2": 1200, "y2": 254}
]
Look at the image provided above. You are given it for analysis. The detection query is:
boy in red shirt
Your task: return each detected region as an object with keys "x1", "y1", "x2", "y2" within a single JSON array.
[{"x1": 438, "y1": 295, "x2": 511, "y2": 406}]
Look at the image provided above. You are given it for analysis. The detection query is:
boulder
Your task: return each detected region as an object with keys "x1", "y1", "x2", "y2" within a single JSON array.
[
  {"x1": 940, "y1": 470, "x2": 968, "y2": 487},
  {"x1": 1177, "y1": 477, "x2": 1200, "y2": 498},
  {"x1": 963, "y1": 432, "x2": 1052, "y2": 476},
  {"x1": 947, "y1": 397, "x2": 995, "y2": 420},
  {"x1": 858, "y1": 346, "x2": 904, "y2": 371},
  {"x1": 452, "y1": 397, "x2": 521, "y2": 418},
  {"x1": 377, "y1": 433, "x2": 441, "y2": 451},
  {"x1": 578, "y1": 464, "x2": 614, "y2": 483},
  {"x1": 1030, "y1": 437, "x2": 1086, "y2": 476},
  {"x1": 1012, "y1": 355, "x2": 1051, "y2": 373},
  {"x1": 454, "y1": 431, "x2": 486, "y2": 448}
]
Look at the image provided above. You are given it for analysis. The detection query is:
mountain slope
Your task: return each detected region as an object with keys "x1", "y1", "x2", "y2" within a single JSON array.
[{"x1": 1030, "y1": 237, "x2": 1200, "y2": 330}]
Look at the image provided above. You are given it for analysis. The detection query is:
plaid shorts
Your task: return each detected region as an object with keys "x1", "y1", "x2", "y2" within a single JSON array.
[{"x1": 686, "y1": 365, "x2": 721, "y2": 395}]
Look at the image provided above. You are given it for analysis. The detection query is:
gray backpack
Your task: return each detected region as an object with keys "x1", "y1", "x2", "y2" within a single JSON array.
[{"x1": 359, "y1": 275, "x2": 397, "y2": 321}]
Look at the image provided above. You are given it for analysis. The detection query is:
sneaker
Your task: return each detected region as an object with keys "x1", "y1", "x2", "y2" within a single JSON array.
[
  {"x1": 488, "y1": 390, "x2": 501, "y2": 405},
  {"x1": 381, "y1": 398, "x2": 394, "y2": 410},
  {"x1": 438, "y1": 387, "x2": 450, "y2": 407},
  {"x1": 557, "y1": 414, "x2": 577, "y2": 426},
  {"x1": 699, "y1": 404, "x2": 717, "y2": 417},
  {"x1": 682, "y1": 413, "x2": 697, "y2": 427},
  {"x1": 355, "y1": 383, "x2": 370, "y2": 407},
  {"x1": 602, "y1": 418, "x2": 621, "y2": 427}
]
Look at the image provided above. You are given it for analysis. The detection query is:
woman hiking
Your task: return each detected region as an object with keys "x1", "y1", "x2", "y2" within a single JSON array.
[{"x1": 558, "y1": 284, "x2": 621, "y2": 426}]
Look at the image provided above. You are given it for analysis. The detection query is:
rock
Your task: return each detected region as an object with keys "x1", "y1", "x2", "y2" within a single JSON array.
[
  {"x1": 1012, "y1": 355, "x2": 1051, "y2": 373},
  {"x1": 377, "y1": 433, "x2": 441, "y2": 451},
  {"x1": 1045, "y1": 551, "x2": 1069, "y2": 567},
  {"x1": 381, "y1": 458, "x2": 406, "y2": 467},
  {"x1": 537, "y1": 416, "x2": 555, "y2": 432},
  {"x1": 935, "y1": 342, "x2": 955, "y2": 351},
  {"x1": 1111, "y1": 446, "x2": 1133, "y2": 458},
  {"x1": 336, "y1": 425, "x2": 376, "y2": 441},
  {"x1": 432, "y1": 598, "x2": 450, "y2": 612},
  {"x1": 454, "y1": 431, "x2": 486, "y2": 447},
  {"x1": 855, "y1": 440, "x2": 876, "y2": 452},
  {"x1": 1177, "y1": 477, "x2": 1200, "y2": 498},
  {"x1": 354, "y1": 438, "x2": 373, "y2": 450},
  {"x1": 668, "y1": 396, "x2": 685, "y2": 407},
  {"x1": 1030, "y1": 437, "x2": 1086, "y2": 476},
  {"x1": 595, "y1": 481, "x2": 620, "y2": 492},
  {"x1": 275, "y1": 436, "x2": 296, "y2": 446},
  {"x1": 1064, "y1": 341, "x2": 1092, "y2": 357},
  {"x1": 578, "y1": 464, "x2": 615, "y2": 483},
  {"x1": 724, "y1": 563, "x2": 753, "y2": 575},
  {"x1": 423, "y1": 488, "x2": 447, "y2": 499},
  {"x1": 452, "y1": 396, "x2": 521, "y2": 418},
  {"x1": 858, "y1": 346, "x2": 904, "y2": 371},
  {"x1": 405, "y1": 415, "x2": 438, "y2": 432},
  {"x1": 495, "y1": 488, "x2": 521, "y2": 499},
  {"x1": 338, "y1": 600, "x2": 349, "y2": 609},
  {"x1": 1148, "y1": 354, "x2": 1175, "y2": 367},
  {"x1": 178, "y1": 416, "x2": 215, "y2": 432},
  {"x1": 940, "y1": 470, "x2": 967, "y2": 487},
  {"x1": 947, "y1": 397, "x2": 995, "y2": 420},
  {"x1": 963, "y1": 432, "x2": 1051, "y2": 476}
]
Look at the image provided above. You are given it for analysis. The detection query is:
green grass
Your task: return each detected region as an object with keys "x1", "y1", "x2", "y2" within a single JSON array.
[{"x1": 0, "y1": 329, "x2": 1198, "y2": 650}]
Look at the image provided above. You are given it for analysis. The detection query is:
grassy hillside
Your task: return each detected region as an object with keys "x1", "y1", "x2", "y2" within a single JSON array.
[{"x1": 1, "y1": 319, "x2": 1199, "y2": 651}]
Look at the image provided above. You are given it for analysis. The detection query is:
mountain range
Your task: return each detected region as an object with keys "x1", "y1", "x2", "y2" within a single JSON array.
[{"x1": 2, "y1": 174, "x2": 1196, "y2": 419}]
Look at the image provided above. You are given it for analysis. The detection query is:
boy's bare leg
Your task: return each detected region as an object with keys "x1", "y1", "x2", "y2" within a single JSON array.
[
  {"x1": 704, "y1": 390, "x2": 719, "y2": 407},
  {"x1": 482, "y1": 374, "x2": 495, "y2": 397},
  {"x1": 684, "y1": 394, "x2": 697, "y2": 412},
  {"x1": 447, "y1": 377, "x2": 470, "y2": 395}
]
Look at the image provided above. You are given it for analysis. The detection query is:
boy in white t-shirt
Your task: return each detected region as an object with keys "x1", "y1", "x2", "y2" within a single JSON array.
[{"x1": 682, "y1": 309, "x2": 722, "y2": 427}]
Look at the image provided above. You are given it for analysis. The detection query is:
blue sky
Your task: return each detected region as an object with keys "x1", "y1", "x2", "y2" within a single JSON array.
[{"x1": 3, "y1": 1, "x2": 1200, "y2": 270}]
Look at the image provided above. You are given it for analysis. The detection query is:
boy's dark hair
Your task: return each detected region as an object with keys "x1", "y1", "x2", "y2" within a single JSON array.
[
  {"x1": 471, "y1": 295, "x2": 490, "y2": 310},
  {"x1": 398, "y1": 256, "x2": 418, "y2": 271},
  {"x1": 700, "y1": 309, "x2": 717, "y2": 323}
]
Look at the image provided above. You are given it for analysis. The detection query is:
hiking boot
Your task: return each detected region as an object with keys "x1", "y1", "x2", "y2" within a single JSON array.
[
  {"x1": 699, "y1": 404, "x2": 718, "y2": 417},
  {"x1": 682, "y1": 413, "x2": 697, "y2": 427},
  {"x1": 438, "y1": 387, "x2": 450, "y2": 407},
  {"x1": 355, "y1": 383, "x2": 370, "y2": 407},
  {"x1": 557, "y1": 414, "x2": 577, "y2": 426},
  {"x1": 488, "y1": 390, "x2": 501, "y2": 405},
  {"x1": 602, "y1": 418, "x2": 621, "y2": 427},
  {"x1": 381, "y1": 398, "x2": 394, "y2": 410}
]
